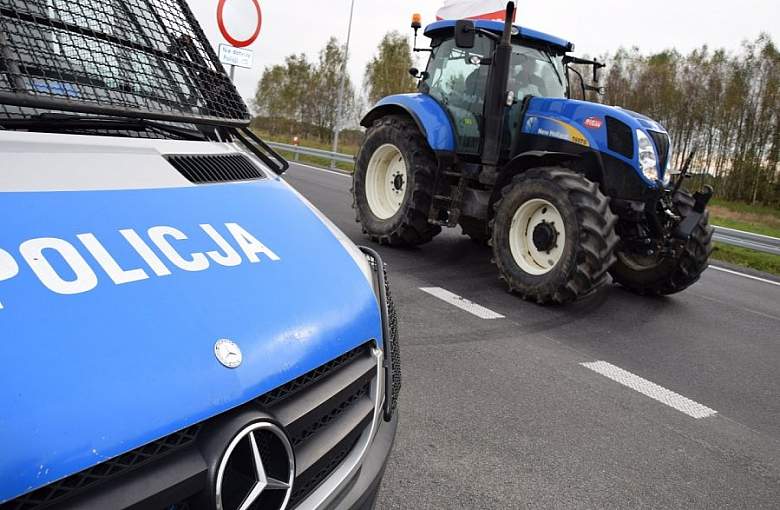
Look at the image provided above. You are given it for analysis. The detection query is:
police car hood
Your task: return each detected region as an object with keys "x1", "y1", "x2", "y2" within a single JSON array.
[{"x1": 0, "y1": 132, "x2": 382, "y2": 502}]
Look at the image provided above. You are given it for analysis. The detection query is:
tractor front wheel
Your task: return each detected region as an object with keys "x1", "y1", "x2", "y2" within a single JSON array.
[
  {"x1": 490, "y1": 167, "x2": 619, "y2": 304},
  {"x1": 610, "y1": 190, "x2": 714, "y2": 295},
  {"x1": 352, "y1": 116, "x2": 441, "y2": 246}
]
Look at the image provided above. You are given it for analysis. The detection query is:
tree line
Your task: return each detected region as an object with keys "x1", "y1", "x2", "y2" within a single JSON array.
[
  {"x1": 254, "y1": 32, "x2": 778, "y2": 206},
  {"x1": 252, "y1": 32, "x2": 415, "y2": 143}
]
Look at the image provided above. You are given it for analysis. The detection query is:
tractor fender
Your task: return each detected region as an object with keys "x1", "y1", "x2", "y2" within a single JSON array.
[
  {"x1": 361, "y1": 93, "x2": 456, "y2": 152},
  {"x1": 495, "y1": 150, "x2": 584, "y2": 194}
]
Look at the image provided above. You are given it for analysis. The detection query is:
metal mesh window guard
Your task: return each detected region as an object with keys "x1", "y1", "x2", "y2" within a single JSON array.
[{"x1": 0, "y1": 0, "x2": 249, "y2": 126}]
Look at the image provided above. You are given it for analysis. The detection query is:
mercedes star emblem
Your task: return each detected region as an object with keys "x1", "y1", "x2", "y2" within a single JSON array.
[
  {"x1": 214, "y1": 339, "x2": 242, "y2": 369},
  {"x1": 215, "y1": 421, "x2": 295, "y2": 510}
]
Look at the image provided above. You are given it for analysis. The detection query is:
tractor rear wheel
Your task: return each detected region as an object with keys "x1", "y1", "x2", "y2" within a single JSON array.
[
  {"x1": 610, "y1": 190, "x2": 714, "y2": 295},
  {"x1": 352, "y1": 115, "x2": 441, "y2": 246},
  {"x1": 490, "y1": 167, "x2": 619, "y2": 304}
]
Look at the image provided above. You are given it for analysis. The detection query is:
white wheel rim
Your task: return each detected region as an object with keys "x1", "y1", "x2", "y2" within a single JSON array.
[
  {"x1": 509, "y1": 199, "x2": 566, "y2": 276},
  {"x1": 365, "y1": 144, "x2": 407, "y2": 220}
]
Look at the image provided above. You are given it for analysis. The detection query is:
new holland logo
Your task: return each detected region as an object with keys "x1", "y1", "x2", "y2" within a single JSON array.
[{"x1": 0, "y1": 222, "x2": 280, "y2": 309}]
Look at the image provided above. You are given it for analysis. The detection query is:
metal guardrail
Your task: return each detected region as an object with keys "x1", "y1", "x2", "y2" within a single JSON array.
[
  {"x1": 267, "y1": 141, "x2": 354, "y2": 168},
  {"x1": 269, "y1": 141, "x2": 780, "y2": 256},
  {"x1": 713, "y1": 226, "x2": 780, "y2": 256}
]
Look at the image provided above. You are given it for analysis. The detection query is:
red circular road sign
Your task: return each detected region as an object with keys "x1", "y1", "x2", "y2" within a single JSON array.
[{"x1": 217, "y1": 0, "x2": 262, "y2": 48}]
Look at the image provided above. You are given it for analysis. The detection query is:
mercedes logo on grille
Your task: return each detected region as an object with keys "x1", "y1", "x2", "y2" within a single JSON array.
[{"x1": 216, "y1": 421, "x2": 295, "y2": 510}]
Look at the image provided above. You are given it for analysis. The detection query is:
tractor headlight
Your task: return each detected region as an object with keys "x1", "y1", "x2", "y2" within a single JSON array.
[{"x1": 636, "y1": 129, "x2": 659, "y2": 182}]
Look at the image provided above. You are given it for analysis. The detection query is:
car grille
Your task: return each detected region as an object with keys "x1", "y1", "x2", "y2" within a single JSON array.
[
  {"x1": 1, "y1": 343, "x2": 378, "y2": 510},
  {"x1": 166, "y1": 153, "x2": 265, "y2": 183},
  {"x1": 648, "y1": 131, "x2": 670, "y2": 169},
  {"x1": 0, "y1": 426, "x2": 201, "y2": 510},
  {"x1": 265, "y1": 343, "x2": 377, "y2": 508},
  {"x1": 606, "y1": 116, "x2": 634, "y2": 159}
]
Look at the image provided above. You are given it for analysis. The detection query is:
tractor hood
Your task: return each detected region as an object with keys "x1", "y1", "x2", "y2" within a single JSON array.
[
  {"x1": 0, "y1": 137, "x2": 382, "y2": 502},
  {"x1": 522, "y1": 97, "x2": 671, "y2": 184}
]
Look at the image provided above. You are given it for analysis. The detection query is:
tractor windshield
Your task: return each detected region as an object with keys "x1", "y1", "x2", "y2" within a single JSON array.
[
  {"x1": 423, "y1": 33, "x2": 568, "y2": 155},
  {"x1": 509, "y1": 45, "x2": 567, "y2": 101}
]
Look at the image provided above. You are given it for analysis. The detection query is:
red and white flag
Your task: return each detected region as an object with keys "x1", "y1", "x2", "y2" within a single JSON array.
[{"x1": 435, "y1": 0, "x2": 516, "y2": 21}]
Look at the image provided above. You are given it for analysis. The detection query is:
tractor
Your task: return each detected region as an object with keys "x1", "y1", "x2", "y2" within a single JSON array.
[{"x1": 352, "y1": 2, "x2": 714, "y2": 304}]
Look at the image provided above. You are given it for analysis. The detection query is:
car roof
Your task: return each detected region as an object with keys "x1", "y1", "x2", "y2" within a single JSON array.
[{"x1": 424, "y1": 19, "x2": 572, "y2": 52}]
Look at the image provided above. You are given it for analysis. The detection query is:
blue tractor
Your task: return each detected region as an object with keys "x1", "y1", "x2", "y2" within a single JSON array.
[{"x1": 352, "y1": 2, "x2": 714, "y2": 304}]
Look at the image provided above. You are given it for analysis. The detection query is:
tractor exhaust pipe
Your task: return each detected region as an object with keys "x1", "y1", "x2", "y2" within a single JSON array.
[
  {"x1": 481, "y1": 2, "x2": 515, "y2": 174},
  {"x1": 500, "y1": 1, "x2": 515, "y2": 45}
]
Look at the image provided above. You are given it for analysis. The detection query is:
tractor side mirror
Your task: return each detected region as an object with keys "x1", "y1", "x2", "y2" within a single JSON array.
[
  {"x1": 409, "y1": 67, "x2": 429, "y2": 81},
  {"x1": 593, "y1": 62, "x2": 601, "y2": 83},
  {"x1": 454, "y1": 20, "x2": 475, "y2": 49}
]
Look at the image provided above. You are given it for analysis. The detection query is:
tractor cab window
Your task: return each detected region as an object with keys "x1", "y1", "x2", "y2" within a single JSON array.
[
  {"x1": 503, "y1": 45, "x2": 567, "y2": 155},
  {"x1": 508, "y1": 45, "x2": 567, "y2": 101},
  {"x1": 424, "y1": 35, "x2": 493, "y2": 154}
]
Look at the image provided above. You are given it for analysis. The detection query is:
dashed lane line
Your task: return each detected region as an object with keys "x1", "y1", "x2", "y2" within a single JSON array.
[
  {"x1": 419, "y1": 287, "x2": 505, "y2": 319},
  {"x1": 581, "y1": 361, "x2": 717, "y2": 419}
]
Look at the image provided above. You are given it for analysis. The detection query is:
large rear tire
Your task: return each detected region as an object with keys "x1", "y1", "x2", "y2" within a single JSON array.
[
  {"x1": 490, "y1": 167, "x2": 618, "y2": 304},
  {"x1": 610, "y1": 190, "x2": 714, "y2": 295},
  {"x1": 352, "y1": 116, "x2": 441, "y2": 246}
]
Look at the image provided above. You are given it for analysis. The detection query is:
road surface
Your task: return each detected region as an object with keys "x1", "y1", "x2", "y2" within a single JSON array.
[{"x1": 284, "y1": 163, "x2": 780, "y2": 509}]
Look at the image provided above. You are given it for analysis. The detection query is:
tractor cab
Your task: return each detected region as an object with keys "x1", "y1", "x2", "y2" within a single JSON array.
[
  {"x1": 415, "y1": 20, "x2": 603, "y2": 159},
  {"x1": 420, "y1": 20, "x2": 570, "y2": 155},
  {"x1": 354, "y1": 2, "x2": 714, "y2": 305}
]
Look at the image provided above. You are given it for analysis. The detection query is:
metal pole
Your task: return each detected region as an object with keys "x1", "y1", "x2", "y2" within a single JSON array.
[
  {"x1": 331, "y1": 0, "x2": 355, "y2": 169},
  {"x1": 229, "y1": 64, "x2": 236, "y2": 81}
]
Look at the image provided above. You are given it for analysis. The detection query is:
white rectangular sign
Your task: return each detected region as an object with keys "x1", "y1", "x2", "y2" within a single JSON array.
[{"x1": 218, "y1": 44, "x2": 254, "y2": 69}]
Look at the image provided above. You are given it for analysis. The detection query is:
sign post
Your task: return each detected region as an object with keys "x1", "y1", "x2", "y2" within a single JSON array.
[{"x1": 216, "y1": 0, "x2": 262, "y2": 81}]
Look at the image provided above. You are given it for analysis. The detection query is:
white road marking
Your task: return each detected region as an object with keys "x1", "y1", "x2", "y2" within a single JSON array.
[
  {"x1": 288, "y1": 161, "x2": 351, "y2": 178},
  {"x1": 419, "y1": 287, "x2": 505, "y2": 319},
  {"x1": 710, "y1": 265, "x2": 780, "y2": 287},
  {"x1": 581, "y1": 361, "x2": 717, "y2": 419}
]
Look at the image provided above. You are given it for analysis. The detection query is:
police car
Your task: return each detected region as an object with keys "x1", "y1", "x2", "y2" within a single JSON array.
[{"x1": 0, "y1": 1, "x2": 399, "y2": 509}]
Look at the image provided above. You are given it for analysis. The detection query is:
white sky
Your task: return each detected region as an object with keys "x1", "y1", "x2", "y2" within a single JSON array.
[{"x1": 189, "y1": 0, "x2": 779, "y2": 104}]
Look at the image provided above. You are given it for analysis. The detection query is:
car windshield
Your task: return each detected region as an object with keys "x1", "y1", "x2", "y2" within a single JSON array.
[
  {"x1": 509, "y1": 44, "x2": 567, "y2": 101},
  {"x1": 0, "y1": 0, "x2": 248, "y2": 130}
]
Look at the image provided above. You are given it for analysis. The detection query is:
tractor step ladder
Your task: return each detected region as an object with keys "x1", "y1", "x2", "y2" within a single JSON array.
[{"x1": 429, "y1": 169, "x2": 468, "y2": 227}]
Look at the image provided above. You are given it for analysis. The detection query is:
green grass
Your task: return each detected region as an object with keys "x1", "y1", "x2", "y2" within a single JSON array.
[
  {"x1": 712, "y1": 242, "x2": 780, "y2": 276},
  {"x1": 708, "y1": 198, "x2": 780, "y2": 239},
  {"x1": 710, "y1": 198, "x2": 780, "y2": 220}
]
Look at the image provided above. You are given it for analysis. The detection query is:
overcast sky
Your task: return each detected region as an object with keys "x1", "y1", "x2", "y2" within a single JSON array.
[{"x1": 189, "y1": 0, "x2": 779, "y2": 105}]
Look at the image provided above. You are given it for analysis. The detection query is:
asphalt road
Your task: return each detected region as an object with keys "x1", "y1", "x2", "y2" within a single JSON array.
[{"x1": 283, "y1": 162, "x2": 780, "y2": 509}]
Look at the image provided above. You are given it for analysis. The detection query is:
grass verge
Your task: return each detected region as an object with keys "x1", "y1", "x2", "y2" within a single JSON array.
[
  {"x1": 712, "y1": 242, "x2": 780, "y2": 276},
  {"x1": 709, "y1": 198, "x2": 780, "y2": 238}
]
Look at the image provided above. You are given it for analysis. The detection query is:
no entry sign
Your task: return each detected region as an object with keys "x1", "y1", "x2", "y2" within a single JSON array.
[{"x1": 216, "y1": 0, "x2": 262, "y2": 48}]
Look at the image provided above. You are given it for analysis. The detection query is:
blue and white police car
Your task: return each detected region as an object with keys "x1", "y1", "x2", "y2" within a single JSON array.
[{"x1": 0, "y1": 1, "x2": 399, "y2": 509}]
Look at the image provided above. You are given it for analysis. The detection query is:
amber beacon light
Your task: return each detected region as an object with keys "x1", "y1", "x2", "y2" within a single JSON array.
[{"x1": 411, "y1": 13, "x2": 422, "y2": 30}]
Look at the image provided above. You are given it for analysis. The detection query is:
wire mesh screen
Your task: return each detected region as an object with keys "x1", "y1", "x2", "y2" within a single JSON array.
[{"x1": 0, "y1": 0, "x2": 249, "y2": 125}]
